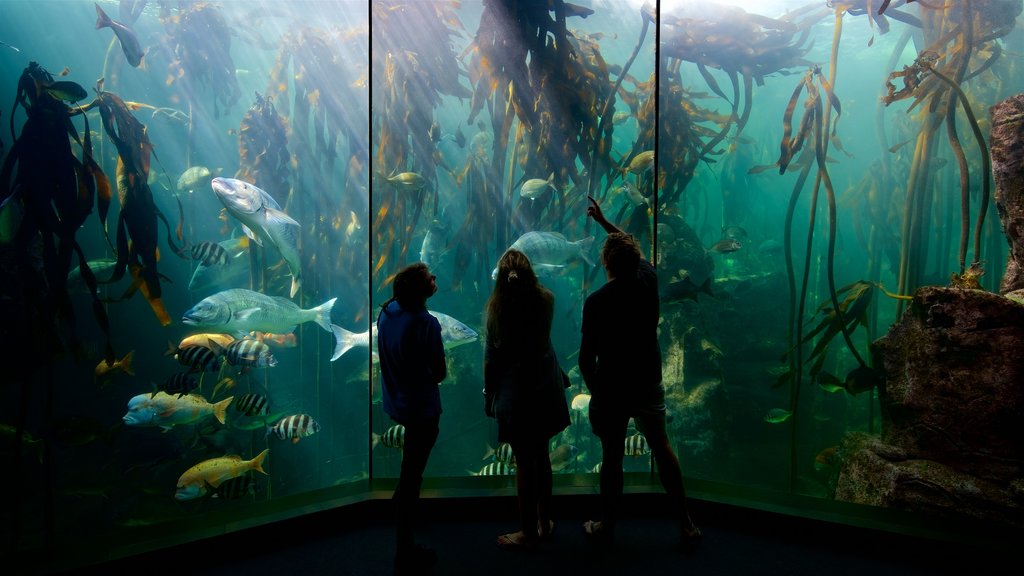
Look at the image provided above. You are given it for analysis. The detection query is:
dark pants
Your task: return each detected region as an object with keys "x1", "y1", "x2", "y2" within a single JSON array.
[
  {"x1": 590, "y1": 400, "x2": 692, "y2": 536},
  {"x1": 509, "y1": 436, "x2": 554, "y2": 540},
  {"x1": 394, "y1": 416, "x2": 440, "y2": 551}
]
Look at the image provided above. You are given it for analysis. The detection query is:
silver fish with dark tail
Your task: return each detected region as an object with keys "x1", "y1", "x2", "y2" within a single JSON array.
[
  {"x1": 211, "y1": 177, "x2": 303, "y2": 298},
  {"x1": 181, "y1": 288, "x2": 345, "y2": 361}
]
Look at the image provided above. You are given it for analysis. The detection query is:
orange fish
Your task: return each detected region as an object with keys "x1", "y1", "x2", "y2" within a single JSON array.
[{"x1": 95, "y1": 350, "x2": 134, "y2": 379}]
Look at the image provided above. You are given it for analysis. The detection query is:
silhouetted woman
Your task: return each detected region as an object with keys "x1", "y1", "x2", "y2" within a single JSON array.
[{"x1": 484, "y1": 249, "x2": 570, "y2": 549}]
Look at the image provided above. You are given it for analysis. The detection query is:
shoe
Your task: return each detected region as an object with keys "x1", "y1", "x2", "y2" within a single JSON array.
[
  {"x1": 680, "y1": 524, "x2": 703, "y2": 552},
  {"x1": 394, "y1": 544, "x2": 438, "y2": 574},
  {"x1": 582, "y1": 520, "x2": 613, "y2": 544},
  {"x1": 537, "y1": 520, "x2": 555, "y2": 540},
  {"x1": 496, "y1": 531, "x2": 537, "y2": 550}
]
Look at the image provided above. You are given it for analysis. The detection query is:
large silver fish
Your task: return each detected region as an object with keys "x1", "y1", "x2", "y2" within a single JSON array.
[
  {"x1": 334, "y1": 310, "x2": 478, "y2": 359},
  {"x1": 492, "y1": 231, "x2": 595, "y2": 279},
  {"x1": 419, "y1": 219, "x2": 449, "y2": 267},
  {"x1": 211, "y1": 177, "x2": 302, "y2": 298},
  {"x1": 181, "y1": 288, "x2": 345, "y2": 361}
]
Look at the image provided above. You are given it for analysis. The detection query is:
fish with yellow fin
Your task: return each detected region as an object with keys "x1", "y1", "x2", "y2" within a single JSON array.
[{"x1": 175, "y1": 449, "x2": 269, "y2": 501}]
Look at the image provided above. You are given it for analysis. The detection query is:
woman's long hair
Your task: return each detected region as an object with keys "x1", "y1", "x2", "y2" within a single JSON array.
[{"x1": 485, "y1": 249, "x2": 554, "y2": 352}]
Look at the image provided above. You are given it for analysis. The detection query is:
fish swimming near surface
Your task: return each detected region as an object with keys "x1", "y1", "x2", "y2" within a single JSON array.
[
  {"x1": 624, "y1": 433, "x2": 649, "y2": 456},
  {"x1": 123, "y1": 392, "x2": 233, "y2": 431},
  {"x1": 95, "y1": 3, "x2": 144, "y2": 67},
  {"x1": 175, "y1": 448, "x2": 269, "y2": 501},
  {"x1": 764, "y1": 408, "x2": 793, "y2": 424},
  {"x1": 492, "y1": 231, "x2": 596, "y2": 279},
  {"x1": 267, "y1": 414, "x2": 320, "y2": 444},
  {"x1": 181, "y1": 288, "x2": 345, "y2": 360},
  {"x1": 520, "y1": 173, "x2": 555, "y2": 199},
  {"x1": 210, "y1": 177, "x2": 302, "y2": 298},
  {"x1": 333, "y1": 311, "x2": 478, "y2": 359}
]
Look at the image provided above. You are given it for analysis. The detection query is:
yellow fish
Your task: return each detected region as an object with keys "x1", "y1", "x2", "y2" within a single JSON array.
[
  {"x1": 175, "y1": 449, "x2": 269, "y2": 501},
  {"x1": 626, "y1": 150, "x2": 654, "y2": 174}
]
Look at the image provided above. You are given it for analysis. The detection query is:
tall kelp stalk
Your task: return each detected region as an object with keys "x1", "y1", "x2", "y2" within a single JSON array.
[
  {"x1": 0, "y1": 63, "x2": 114, "y2": 551},
  {"x1": 460, "y1": 0, "x2": 617, "y2": 291},
  {"x1": 881, "y1": 0, "x2": 1019, "y2": 313},
  {"x1": 369, "y1": 3, "x2": 467, "y2": 298},
  {"x1": 157, "y1": 1, "x2": 241, "y2": 167},
  {"x1": 264, "y1": 24, "x2": 369, "y2": 308}
]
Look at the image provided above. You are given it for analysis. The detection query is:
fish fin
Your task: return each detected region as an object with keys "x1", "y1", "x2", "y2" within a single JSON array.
[
  {"x1": 94, "y1": 3, "x2": 112, "y2": 29},
  {"x1": 311, "y1": 298, "x2": 338, "y2": 333},
  {"x1": 290, "y1": 275, "x2": 301, "y2": 299},
  {"x1": 700, "y1": 277, "x2": 714, "y2": 298},
  {"x1": 371, "y1": 432, "x2": 380, "y2": 450},
  {"x1": 251, "y1": 448, "x2": 270, "y2": 475},
  {"x1": 330, "y1": 324, "x2": 345, "y2": 361},
  {"x1": 164, "y1": 340, "x2": 178, "y2": 357},
  {"x1": 120, "y1": 350, "x2": 135, "y2": 376},
  {"x1": 578, "y1": 236, "x2": 596, "y2": 266},
  {"x1": 213, "y1": 396, "x2": 234, "y2": 425},
  {"x1": 234, "y1": 307, "x2": 261, "y2": 322},
  {"x1": 292, "y1": 437, "x2": 300, "y2": 444},
  {"x1": 264, "y1": 206, "x2": 300, "y2": 227},
  {"x1": 333, "y1": 325, "x2": 360, "y2": 360},
  {"x1": 241, "y1": 224, "x2": 262, "y2": 246}
]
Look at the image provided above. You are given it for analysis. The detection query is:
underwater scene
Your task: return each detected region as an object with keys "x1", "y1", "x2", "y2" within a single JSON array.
[{"x1": 2, "y1": 0, "x2": 1023, "y2": 563}]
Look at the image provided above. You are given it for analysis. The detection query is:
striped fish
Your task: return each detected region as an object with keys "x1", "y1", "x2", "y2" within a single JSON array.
[
  {"x1": 489, "y1": 442, "x2": 516, "y2": 466},
  {"x1": 188, "y1": 241, "x2": 230, "y2": 267},
  {"x1": 234, "y1": 393, "x2": 270, "y2": 417},
  {"x1": 175, "y1": 345, "x2": 223, "y2": 373},
  {"x1": 474, "y1": 462, "x2": 514, "y2": 476},
  {"x1": 624, "y1": 433, "x2": 649, "y2": 456},
  {"x1": 380, "y1": 424, "x2": 405, "y2": 449},
  {"x1": 268, "y1": 414, "x2": 320, "y2": 443},
  {"x1": 156, "y1": 373, "x2": 199, "y2": 398},
  {"x1": 208, "y1": 475, "x2": 256, "y2": 500},
  {"x1": 222, "y1": 339, "x2": 277, "y2": 368}
]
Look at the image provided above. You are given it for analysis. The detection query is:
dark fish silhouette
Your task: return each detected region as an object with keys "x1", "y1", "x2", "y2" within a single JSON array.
[{"x1": 95, "y1": 3, "x2": 144, "y2": 67}]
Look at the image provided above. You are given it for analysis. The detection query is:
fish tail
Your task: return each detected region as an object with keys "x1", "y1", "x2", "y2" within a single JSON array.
[
  {"x1": 330, "y1": 324, "x2": 346, "y2": 361},
  {"x1": 332, "y1": 325, "x2": 360, "y2": 361},
  {"x1": 95, "y1": 3, "x2": 112, "y2": 29},
  {"x1": 311, "y1": 297, "x2": 338, "y2": 333},
  {"x1": 120, "y1": 350, "x2": 135, "y2": 376},
  {"x1": 700, "y1": 277, "x2": 715, "y2": 298},
  {"x1": 213, "y1": 396, "x2": 234, "y2": 425},
  {"x1": 164, "y1": 340, "x2": 178, "y2": 357},
  {"x1": 578, "y1": 236, "x2": 597, "y2": 266},
  {"x1": 251, "y1": 448, "x2": 270, "y2": 475},
  {"x1": 371, "y1": 432, "x2": 380, "y2": 450}
]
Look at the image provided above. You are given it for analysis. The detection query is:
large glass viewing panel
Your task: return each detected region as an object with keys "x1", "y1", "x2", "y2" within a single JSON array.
[{"x1": 1, "y1": 0, "x2": 1021, "y2": 571}]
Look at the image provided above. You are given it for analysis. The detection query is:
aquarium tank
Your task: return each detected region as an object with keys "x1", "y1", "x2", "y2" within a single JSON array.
[{"x1": 1, "y1": 0, "x2": 1021, "y2": 570}]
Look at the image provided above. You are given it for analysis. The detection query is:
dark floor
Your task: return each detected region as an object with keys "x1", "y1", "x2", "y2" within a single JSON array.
[{"x1": 66, "y1": 491, "x2": 1015, "y2": 576}]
